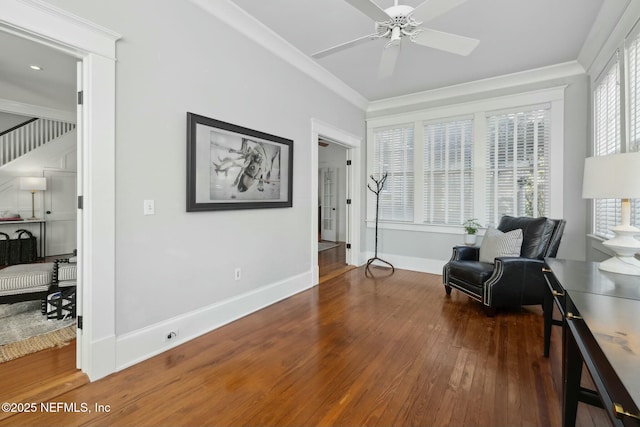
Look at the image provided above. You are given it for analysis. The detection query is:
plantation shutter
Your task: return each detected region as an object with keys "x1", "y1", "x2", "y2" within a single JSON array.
[
  {"x1": 626, "y1": 34, "x2": 640, "y2": 227},
  {"x1": 593, "y1": 57, "x2": 622, "y2": 238},
  {"x1": 423, "y1": 119, "x2": 473, "y2": 224},
  {"x1": 485, "y1": 108, "x2": 550, "y2": 225},
  {"x1": 372, "y1": 126, "x2": 414, "y2": 222}
]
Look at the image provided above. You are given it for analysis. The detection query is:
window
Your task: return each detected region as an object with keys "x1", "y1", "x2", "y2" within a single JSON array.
[
  {"x1": 626, "y1": 32, "x2": 640, "y2": 228},
  {"x1": 423, "y1": 119, "x2": 473, "y2": 225},
  {"x1": 367, "y1": 87, "x2": 563, "y2": 231},
  {"x1": 591, "y1": 32, "x2": 640, "y2": 239},
  {"x1": 592, "y1": 58, "x2": 621, "y2": 239},
  {"x1": 372, "y1": 126, "x2": 414, "y2": 222},
  {"x1": 485, "y1": 108, "x2": 550, "y2": 226}
]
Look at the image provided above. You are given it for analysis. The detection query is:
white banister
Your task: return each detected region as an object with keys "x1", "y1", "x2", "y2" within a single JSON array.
[{"x1": 0, "y1": 118, "x2": 75, "y2": 167}]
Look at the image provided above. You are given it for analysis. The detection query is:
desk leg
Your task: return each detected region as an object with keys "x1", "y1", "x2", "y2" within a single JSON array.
[
  {"x1": 563, "y1": 328, "x2": 582, "y2": 427},
  {"x1": 543, "y1": 288, "x2": 553, "y2": 357}
]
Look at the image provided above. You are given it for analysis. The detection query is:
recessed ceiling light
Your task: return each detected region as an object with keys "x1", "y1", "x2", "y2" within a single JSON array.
[{"x1": 29, "y1": 65, "x2": 43, "y2": 71}]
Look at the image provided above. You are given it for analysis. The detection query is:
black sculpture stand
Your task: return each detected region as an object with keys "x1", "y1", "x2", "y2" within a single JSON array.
[{"x1": 366, "y1": 173, "x2": 394, "y2": 274}]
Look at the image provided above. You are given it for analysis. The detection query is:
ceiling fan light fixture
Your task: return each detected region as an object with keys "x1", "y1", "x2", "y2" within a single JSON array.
[{"x1": 389, "y1": 27, "x2": 401, "y2": 45}]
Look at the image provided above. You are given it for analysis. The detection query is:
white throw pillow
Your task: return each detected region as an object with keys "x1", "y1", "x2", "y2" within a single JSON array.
[{"x1": 479, "y1": 227, "x2": 524, "y2": 264}]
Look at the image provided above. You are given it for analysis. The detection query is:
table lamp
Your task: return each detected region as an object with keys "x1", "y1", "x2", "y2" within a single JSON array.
[
  {"x1": 19, "y1": 177, "x2": 47, "y2": 220},
  {"x1": 583, "y1": 152, "x2": 640, "y2": 275}
]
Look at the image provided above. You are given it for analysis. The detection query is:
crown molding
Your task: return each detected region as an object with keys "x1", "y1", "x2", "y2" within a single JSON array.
[
  {"x1": 0, "y1": 98, "x2": 75, "y2": 122},
  {"x1": 579, "y1": 0, "x2": 640, "y2": 80},
  {"x1": 189, "y1": 0, "x2": 368, "y2": 111},
  {"x1": 1, "y1": 0, "x2": 121, "y2": 59},
  {"x1": 367, "y1": 61, "x2": 585, "y2": 114}
]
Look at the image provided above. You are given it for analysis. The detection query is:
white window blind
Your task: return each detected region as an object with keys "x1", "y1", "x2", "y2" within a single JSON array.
[
  {"x1": 486, "y1": 108, "x2": 550, "y2": 225},
  {"x1": 593, "y1": 57, "x2": 622, "y2": 238},
  {"x1": 423, "y1": 119, "x2": 473, "y2": 224},
  {"x1": 372, "y1": 126, "x2": 414, "y2": 222},
  {"x1": 626, "y1": 33, "x2": 640, "y2": 228}
]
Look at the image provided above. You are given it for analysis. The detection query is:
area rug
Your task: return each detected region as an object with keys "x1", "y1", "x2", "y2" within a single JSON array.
[
  {"x1": 0, "y1": 300, "x2": 76, "y2": 363},
  {"x1": 318, "y1": 241, "x2": 339, "y2": 252}
]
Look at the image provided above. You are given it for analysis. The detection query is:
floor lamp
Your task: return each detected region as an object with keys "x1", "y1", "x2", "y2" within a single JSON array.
[
  {"x1": 19, "y1": 177, "x2": 47, "y2": 220},
  {"x1": 582, "y1": 152, "x2": 640, "y2": 275}
]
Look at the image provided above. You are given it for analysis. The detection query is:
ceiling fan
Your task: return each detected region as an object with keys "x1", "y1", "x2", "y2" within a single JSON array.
[{"x1": 312, "y1": 0, "x2": 479, "y2": 78}]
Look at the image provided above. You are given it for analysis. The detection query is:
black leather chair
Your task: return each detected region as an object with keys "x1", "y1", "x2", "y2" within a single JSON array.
[{"x1": 443, "y1": 216, "x2": 566, "y2": 315}]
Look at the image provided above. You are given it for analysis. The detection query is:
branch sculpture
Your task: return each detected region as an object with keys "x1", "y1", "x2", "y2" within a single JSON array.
[{"x1": 366, "y1": 173, "x2": 395, "y2": 274}]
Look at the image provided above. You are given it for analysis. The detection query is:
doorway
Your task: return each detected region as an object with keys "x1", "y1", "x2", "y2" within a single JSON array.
[
  {"x1": 44, "y1": 170, "x2": 77, "y2": 256},
  {"x1": 3, "y1": 0, "x2": 120, "y2": 381},
  {"x1": 311, "y1": 118, "x2": 362, "y2": 285},
  {"x1": 318, "y1": 140, "x2": 349, "y2": 280},
  {"x1": 0, "y1": 31, "x2": 78, "y2": 374}
]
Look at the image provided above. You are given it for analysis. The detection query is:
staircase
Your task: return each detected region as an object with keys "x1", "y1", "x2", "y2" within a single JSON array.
[{"x1": 0, "y1": 118, "x2": 76, "y2": 167}]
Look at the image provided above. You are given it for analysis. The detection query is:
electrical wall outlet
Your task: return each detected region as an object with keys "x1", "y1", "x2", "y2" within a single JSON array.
[{"x1": 234, "y1": 268, "x2": 241, "y2": 281}]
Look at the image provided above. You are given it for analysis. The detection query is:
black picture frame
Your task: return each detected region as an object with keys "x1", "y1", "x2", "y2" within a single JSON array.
[{"x1": 186, "y1": 113, "x2": 293, "y2": 211}]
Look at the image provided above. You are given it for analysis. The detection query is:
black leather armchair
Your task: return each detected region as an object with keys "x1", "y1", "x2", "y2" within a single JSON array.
[{"x1": 443, "y1": 216, "x2": 566, "y2": 315}]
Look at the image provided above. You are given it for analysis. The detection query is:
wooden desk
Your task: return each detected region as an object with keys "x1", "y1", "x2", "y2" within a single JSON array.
[{"x1": 543, "y1": 259, "x2": 640, "y2": 427}]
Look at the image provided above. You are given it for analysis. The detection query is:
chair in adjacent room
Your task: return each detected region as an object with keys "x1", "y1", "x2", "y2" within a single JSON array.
[{"x1": 442, "y1": 215, "x2": 566, "y2": 315}]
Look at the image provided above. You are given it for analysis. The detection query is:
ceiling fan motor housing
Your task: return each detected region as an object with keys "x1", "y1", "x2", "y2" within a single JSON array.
[{"x1": 375, "y1": 5, "x2": 422, "y2": 41}]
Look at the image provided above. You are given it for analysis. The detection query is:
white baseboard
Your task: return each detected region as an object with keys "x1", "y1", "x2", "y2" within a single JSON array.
[
  {"x1": 363, "y1": 252, "x2": 447, "y2": 275},
  {"x1": 115, "y1": 270, "x2": 314, "y2": 371}
]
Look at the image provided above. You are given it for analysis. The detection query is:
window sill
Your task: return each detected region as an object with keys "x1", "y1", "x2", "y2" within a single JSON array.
[{"x1": 365, "y1": 220, "x2": 486, "y2": 236}]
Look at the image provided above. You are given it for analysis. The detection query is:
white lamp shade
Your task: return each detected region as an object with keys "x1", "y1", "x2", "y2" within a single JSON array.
[
  {"x1": 582, "y1": 152, "x2": 640, "y2": 199},
  {"x1": 19, "y1": 177, "x2": 47, "y2": 192}
]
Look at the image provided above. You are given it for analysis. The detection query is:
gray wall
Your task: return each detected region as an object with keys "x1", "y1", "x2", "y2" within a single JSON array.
[
  {"x1": 365, "y1": 74, "x2": 589, "y2": 267},
  {"x1": 43, "y1": 0, "x2": 365, "y2": 334}
]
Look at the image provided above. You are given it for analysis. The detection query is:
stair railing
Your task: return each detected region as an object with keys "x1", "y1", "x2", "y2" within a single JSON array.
[{"x1": 0, "y1": 118, "x2": 76, "y2": 167}]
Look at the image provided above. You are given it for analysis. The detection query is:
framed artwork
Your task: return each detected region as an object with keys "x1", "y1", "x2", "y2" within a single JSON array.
[{"x1": 186, "y1": 113, "x2": 293, "y2": 211}]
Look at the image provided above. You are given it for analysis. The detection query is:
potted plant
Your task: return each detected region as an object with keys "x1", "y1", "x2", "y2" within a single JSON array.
[{"x1": 463, "y1": 218, "x2": 482, "y2": 246}]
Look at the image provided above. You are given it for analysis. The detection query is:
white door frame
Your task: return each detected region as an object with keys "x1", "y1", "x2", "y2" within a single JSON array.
[
  {"x1": 1, "y1": 0, "x2": 120, "y2": 381},
  {"x1": 311, "y1": 119, "x2": 362, "y2": 284}
]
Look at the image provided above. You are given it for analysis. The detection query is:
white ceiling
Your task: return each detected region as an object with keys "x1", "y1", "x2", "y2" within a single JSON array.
[
  {"x1": 0, "y1": 30, "x2": 77, "y2": 114},
  {"x1": 0, "y1": 0, "x2": 622, "y2": 115},
  {"x1": 230, "y1": 0, "x2": 608, "y2": 101}
]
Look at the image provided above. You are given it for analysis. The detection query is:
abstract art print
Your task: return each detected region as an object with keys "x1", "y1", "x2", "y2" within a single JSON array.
[{"x1": 187, "y1": 113, "x2": 293, "y2": 211}]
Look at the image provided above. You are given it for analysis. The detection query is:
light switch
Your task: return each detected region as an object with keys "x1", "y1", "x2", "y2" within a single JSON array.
[{"x1": 144, "y1": 199, "x2": 155, "y2": 215}]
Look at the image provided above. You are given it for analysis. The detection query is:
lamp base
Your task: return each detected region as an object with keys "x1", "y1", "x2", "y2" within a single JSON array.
[
  {"x1": 599, "y1": 224, "x2": 640, "y2": 276},
  {"x1": 598, "y1": 255, "x2": 640, "y2": 275}
]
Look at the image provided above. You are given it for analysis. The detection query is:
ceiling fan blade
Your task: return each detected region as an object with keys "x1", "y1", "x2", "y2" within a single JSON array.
[
  {"x1": 312, "y1": 33, "x2": 378, "y2": 59},
  {"x1": 412, "y1": 28, "x2": 479, "y2": 56},
  {"x1": 343, "y1": 0, "x2": 390, "y2": 22},
  {"x1": 412, "y1": 0, "x2": 468, "y2": 23},
  {"x1": 379, "y1": 44, "x2": 400, "y2": 79}
]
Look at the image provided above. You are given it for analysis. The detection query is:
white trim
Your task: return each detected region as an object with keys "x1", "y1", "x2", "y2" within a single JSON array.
[
  {"x1": 549, "y1": 98, "x2": 565, "y2": 219},
  {"x1": 367, "y1": 62, "x2": 582, "y2": 114},
  {"x1": 116, "y1": 271, "x2": 314, "y2": 370},
  {"x1": 580, "y1": 0, "x2": 639, "y2": 81},
  {"x1": 367, "y1": 86, "x2": 567, "y2": 128},
  {"x1": 80, "y1": 53, "x2": 117, "y2": 380},
  {"x1": 0, "y1": 98, "x2": 75, "y2": 123},
  {"x1": 311, "y1": 119, "x2": 363, "y2": 282},
  {"x1": 189, "y1": 0, "x2": 368, "y2": 111},
  {"x1": 1, "y1": 0, "x2": 121, "y2": 381},
  {"x1": 363, "y1": 251, "x2": 447, "y2": 275},
  {"x1": 365, "y1": 220, "x2": 488, "y2": 235},
  {"x1": 0, "y1": 0, "x2": 120, "y2": 60}
]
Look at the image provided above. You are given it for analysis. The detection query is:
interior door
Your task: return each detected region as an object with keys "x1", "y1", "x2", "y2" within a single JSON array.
[
  {"x1": 44, "y1": 169, "x2": 77, "y2": 256},
  {"x1": 320, "y1": 167, "x2": 337, "y2": 242}
]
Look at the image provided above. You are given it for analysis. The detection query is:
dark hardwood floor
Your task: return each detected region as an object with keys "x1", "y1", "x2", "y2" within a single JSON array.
[
  {"x1": 318, "y1": 241, "x2": 355, "y2": 283},
  {"x1": 0, "y1": 265, "x2": 609, "y2": 426}
]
